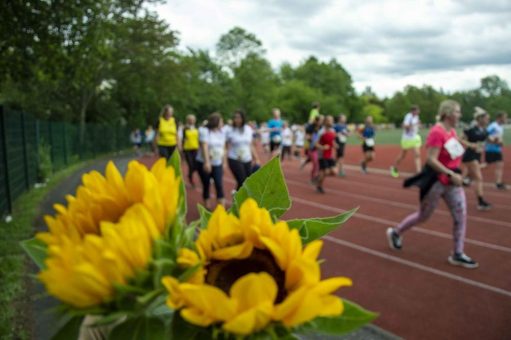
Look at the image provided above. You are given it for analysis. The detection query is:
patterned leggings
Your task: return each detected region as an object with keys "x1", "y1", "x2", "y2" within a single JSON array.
[{"x1": 396, "y1": 181, "x2": 467, "y2": 254}]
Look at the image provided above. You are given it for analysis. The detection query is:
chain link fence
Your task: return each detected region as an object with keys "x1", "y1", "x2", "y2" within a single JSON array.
[{"x1": 0, "y1": 106, "x2": 131, "y2": 218}]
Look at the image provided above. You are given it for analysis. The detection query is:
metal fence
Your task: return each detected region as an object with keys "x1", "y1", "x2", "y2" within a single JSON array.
[{"x1": 0, "y1": 106, "x2": 131, "y2": 218}]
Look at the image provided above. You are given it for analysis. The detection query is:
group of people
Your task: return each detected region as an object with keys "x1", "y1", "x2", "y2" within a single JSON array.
[{"x1": 144, "y1": 101, "x2": 507, "y2": 270}]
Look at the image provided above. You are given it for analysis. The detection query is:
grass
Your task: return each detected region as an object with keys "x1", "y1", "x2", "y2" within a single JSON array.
[{"x1": 0, "y1": 161, "x2": 92, "y2": 340}]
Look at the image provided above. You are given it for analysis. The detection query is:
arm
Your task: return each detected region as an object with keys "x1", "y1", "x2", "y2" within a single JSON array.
[
  {"x1": 251, "y1": 141, "x2": 260, "y2": 165},
  {"x1": 426, "y1": 147, "x2": 463, "y2": 186},
  {"x1": 200, "y1": 141, "x2": 211, "y2": 173}
]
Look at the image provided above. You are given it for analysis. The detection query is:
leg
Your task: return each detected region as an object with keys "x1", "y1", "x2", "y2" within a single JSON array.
[
  {"x1": 158, "y1": 146, "x2": 169, "y2": 160},
  {"x1": 442, "y1": 186, "x2": 467, "y2": 254},
  {"x1": 495, "y1": 160, "x2": 504, "y2": 184},
  {"x1": 228, "y1": 158, "x2": 246, "y2": 190},
  {"x1": 467, "y1": 161, "x2": 484, "y2": 198},
  {"x1": 395, "y1": 181, "x2": 444, "y2": 235},
  {"x1": 310, "y1": 150, "x2": 319, "y2": 181},
  {"x1": 393, "y1": 149, "x2": 407, "y2": 168},
  {"x1": 196, "y1": 161, "x2": 212, "y2": 208},
  {"x1": 413, "y1": 147, "x2": 421, "y2": 173},
  {"x1": 211, "y1": 165, "x2": 225, "y2": 207}
]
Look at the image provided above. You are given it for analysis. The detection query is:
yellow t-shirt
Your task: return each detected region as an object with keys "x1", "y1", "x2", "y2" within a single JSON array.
[
  {"x1": 158, "y1": 116, "x2": 177, "y2": 146},
  {"x1": 183, "y1": 127, "x2": 199, "y2": 150}
]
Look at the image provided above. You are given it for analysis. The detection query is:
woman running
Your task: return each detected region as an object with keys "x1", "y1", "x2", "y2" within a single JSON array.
[
  {"x1": 335, "y1": 114, "x2": 350, "y2": 177},
  {"x1": 154, "y1": 104, "x2": 179, "y2": 160},
  {"x1": 359, "y1": 116, "x2": 376, "y2": 174},
  {"x1": 181, "y1": 114, "x2": 200, "y2": 188},
  {"x1": 386, "y1": 99, "x2": 478, "y2": 269},
  {"x1": 315, "y1": 115, "x2": 337, "y2": 193},
  {"x1": 226, "y1": 110, "x2": 261, "y2": 190},
  {"x1": 196, "y1": 112, "x2": 227, "y2": 209},
  {"x1": 461, "y1": 107, "x2": 491, "y2": 210}
]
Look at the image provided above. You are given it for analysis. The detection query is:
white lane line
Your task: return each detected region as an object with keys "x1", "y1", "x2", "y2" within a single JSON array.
[
  {"x1": 285, "y1": 178, "x2": 511, "y2": 229},
  {"x1": 323, "y1": 235, "x2": 511, "y2": 299},
  {"x1": 290, "y1": 196, "x2": 511, "y2": 254}
]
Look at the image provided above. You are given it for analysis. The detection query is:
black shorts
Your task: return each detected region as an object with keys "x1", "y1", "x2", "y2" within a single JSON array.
[
  {"x1": 462, "y1": 150, "x2": 481, "y2": 163},
  {"x1": 319, "y1": 158, "x2": 335, "y2": 170},
  {"x1": 270, "y1": 141, "x2": 281, "y2": 152},
  {"x1": 362, "y1": 143, "x2": 374, "y2": 152},
  {"x1": 485, "y1": 152, "x2": 503, "y2": 164},
  {"x1": 336, "y1": 143, "x2": 346, "y2": 159}
]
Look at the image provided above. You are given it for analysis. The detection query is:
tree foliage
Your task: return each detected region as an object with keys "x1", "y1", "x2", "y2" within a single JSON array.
[{"x1": 1, "y1": 4, "x2": 510, "y2": 129}]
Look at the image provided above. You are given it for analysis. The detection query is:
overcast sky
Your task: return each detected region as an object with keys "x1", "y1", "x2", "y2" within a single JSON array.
[{"x1": 155, "y1": 0, "x2": 511, "y2": 97}]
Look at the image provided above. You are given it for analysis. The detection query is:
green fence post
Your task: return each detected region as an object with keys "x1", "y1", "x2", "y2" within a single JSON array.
[
  {"x1": 20, "y1": 112, "x2": 30, "y2": 190},
  {"x1": 0, "y1": 107, "x2": 13, "y2": 216}
]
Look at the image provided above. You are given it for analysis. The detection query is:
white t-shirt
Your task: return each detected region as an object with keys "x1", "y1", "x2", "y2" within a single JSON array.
[
  {"x1": 226, "y1": 125, "x2": 253, "y2": 162},
  {"x1": 295, "y1": 129, "x2": 305, "y2": 147},
  {"x1": 402, "y1": 113, "x2": 420, "y2": 139},
  {"x1": 282, "y1": 127, "x2": 293, "y2": 147},
  {"x1": 196, "y1": 126, "x2": 226, "y2": 166}
]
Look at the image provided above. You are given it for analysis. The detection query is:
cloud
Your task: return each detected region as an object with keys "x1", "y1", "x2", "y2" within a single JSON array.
[{"x1": 154, "y1": 0, "x2": 511, "y2": 96}]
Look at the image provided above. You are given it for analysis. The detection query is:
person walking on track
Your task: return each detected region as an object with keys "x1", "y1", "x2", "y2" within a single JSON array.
[
  {"x1": 154, "y1": 104, "x2": 179, "y2": 160},
  {"x1": 391, "y1": 105, "x2": 422, "y2": 177},
  {"x1": 485, "y1": 111, "x2": 508, "y2": 190},
  {"x1": 387, "y1": 99, "x2": 478, "y2": 269},
  {"x1": 461, "y1": 107, "x2": 491, "y2": 210},
  {"x1": 302, "y1": 115, "x2": 324, "y2": 184},
  {"x1": 196, "y1": 112, "x2": 227, "y2": 210},
  {"x1": 335, "y1": 114, "x2": 350, "y2": 177},
  {"x1": 181, "y1": 114, "x2": 199, "y2": 188},
  {"x1": 359, "y1": 116, "x2": 376, "y2": 174},
  {"x1": 268, "y1": 108, "x2": 284, "y2": 157},
  {"x1": 226, "y1": 110, "x2": 260, "y2": 190},
  {"x1": 315, "y1": 115, "x2": 337, "y2": 193}
]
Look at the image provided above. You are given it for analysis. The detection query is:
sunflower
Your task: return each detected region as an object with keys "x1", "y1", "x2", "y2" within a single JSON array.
[
  {"x1": 37, "y1": 159, "x2": 180, "y2": 308},
  {"x1": 37, "y1": 158, "x2": 180, "y2": 246},
  {"x1": 162, "y1": 199, "x2": 352, "y2": 336}
]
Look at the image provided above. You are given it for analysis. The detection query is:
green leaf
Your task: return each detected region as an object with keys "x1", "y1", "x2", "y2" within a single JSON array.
[
  {"x1": 153, "y1": 258, "x2": 175, "y2": 288},
  {"x1": 168, "y1": 150, "x2": 187, "y2": 221},
  {"x1": 301, "y1": 299, "x2": 377, "y2": 336},
  {"x1": 20, "y1": 237, "x2": 48, "y2": 269},
  {"x1": 169, "y1": 311, "x2": 211, "y2": 339},
  {"x1": 197, "y1": 204, "x2": 211, "y2": 229},
  {"x1": 154, "y1": 239, "x2": 176, "y2": 260},
  {"x1": 50, "y1": 314, "x2": 84, "y2": 340},
  {"x1": 231, "y1": 157, "x2": 291, "y2": 218},
  {"x1": 287, "y1": 208, "x2": 357, "y2": 244},
  {"x1": 108, "y1": 316, "x2": 166, "y2": 340}
]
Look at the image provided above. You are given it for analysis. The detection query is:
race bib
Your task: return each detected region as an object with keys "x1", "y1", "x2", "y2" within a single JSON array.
[
  {"x1": 339, "y1": 134, "x2": 347, "y2": 143},
  {"x1": 236, "y1": 145, "x2": 250, "y2": 160},
  {"x1": 365, "y1": 138, "x2": 375, "y2": 147},
  {"x1": 210, "y1": 147, "x2": 224, "y2": 162},
  {"x1": 272, "y1": 135, "x2": 282, "y2": 143},
  {"x1": 444, "y1": 137, "x2": 464, "y2": 159}
]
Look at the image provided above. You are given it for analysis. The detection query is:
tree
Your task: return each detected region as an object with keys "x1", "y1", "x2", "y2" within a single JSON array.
[{"x1": 216, "y1": 27, "x2": 265, "y2": 70}]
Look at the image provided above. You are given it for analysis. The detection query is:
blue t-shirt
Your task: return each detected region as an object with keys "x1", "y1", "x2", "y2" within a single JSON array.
[
  {"x1": 268, "y1": 119, "x2": 283, "y2": 140},
  {"x1": 334, "y1": 124, "x2": 348, "y2": 144},
  {"x1": 485, "y1": 122, "x2": 503, "y2": 153},
  {"x1": 362, "y1": 125, "x2": 375, "y2": 138}
]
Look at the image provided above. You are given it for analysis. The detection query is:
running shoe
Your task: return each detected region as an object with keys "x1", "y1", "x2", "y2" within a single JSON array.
[
  {"x1": 477, "y1": 199, "x2": 492, "y2": 211},
  {"x1": 448, "y1": 253, "x2": 479, "y2": 269},
  {"x1": 338, "y1": 169, "x2": 346, "y2": 177},
  {"x1": 386, "y1": 228, "x2": 402, "y2": 250},
  {"x1": 390, "y1": 166, "x2": 399, "y2": 178},
  {"x1": 310, "y1": 176, "x2": 319, "y2": 185},
  {"x1": 316, "y1": 186, "x2": 325, "y2": 194},
  {"x1": 496, "y1": 182, "x2": 508, "y2": 190}
]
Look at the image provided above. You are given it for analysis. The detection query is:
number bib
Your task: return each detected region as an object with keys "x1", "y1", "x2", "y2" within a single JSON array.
[
  {"x1": 365, "y1": 138, "x2": 375, "y2": 147},
  {"x1": 339, "y1": 134, "x2": 347, "y2": 143},
  {"x1": 237, "y1": 145, "x2": 250, "y2": 161},
  {"x1": 444, "y1": 137, "x2": 464, "y2": 159},
  {"x1": 210, "y1": 147, "x2": 224, "y2": 162}
]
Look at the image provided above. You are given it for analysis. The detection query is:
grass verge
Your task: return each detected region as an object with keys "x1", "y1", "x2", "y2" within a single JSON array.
[{"x1": 0, "y1": 160, "x2": 93, "y2": 340}]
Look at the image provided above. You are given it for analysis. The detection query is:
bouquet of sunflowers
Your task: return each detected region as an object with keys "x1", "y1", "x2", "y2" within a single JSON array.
[{"x1": 22, "y1": 154, "x2": 375, "y2": 339}]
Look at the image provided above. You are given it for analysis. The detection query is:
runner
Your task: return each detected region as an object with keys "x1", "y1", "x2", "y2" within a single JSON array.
[
  {"x1": 391, "y1": 105, "x2": 422, "y2": 177},
  {"x1": 386, "y1": 99, "x2": 478, "y2": 269},
  {"x1": 315, "y1": 115, "x2": 337, "y2": 193},
  {"x1": 359, "y1": 116, "x2": 376, "y2": 174},
  {"x1": 308, "y1": 102, "x2": 320, "y2": 123},
  {"x1": 226, "y1": 110, "x2": 261, "y2": 190},
  {"x1": 181, "y1": 114, "x2": 199, "y2": 188},
  {"x1": 144, "y1": 125, "x2": 155, "y2": 154},
  {"x1": 334, "y1": 114, "x2": 350, "y2": 177},
  {"x1": 268, "y1": 108, "x2": 283, "y2": 157},
  {"x1": 485, "y1": 111, "x2": 508, "y2": 190},
  {"x1": 259, "y1": 122, "x2": 270, "y2": 154},
  {"x1": 281, "y1": 121, "x2": 293, "y2": 161},
  {"x1": 196, "y1": 112, "x2": 227, "y2": 210},
  {"x1": 461, "y1": 107, "x2": 491, "y2": 210},
  {"x1": 130, "y1": 128, "x2": 142, "y2": 156},
  {"x1": 293, "y1": 124, "x2": 305, "y2": 160},
  {"x1": 302, "y1": 115, "x2": 324, "y2": 184},
  {"x1": 154, "y1": 104, "x2": 179, "y2": 160}
]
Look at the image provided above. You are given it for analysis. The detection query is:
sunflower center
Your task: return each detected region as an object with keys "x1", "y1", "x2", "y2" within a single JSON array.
[{"x1": 205, "y1": 249, "x2": 287, "y2": 303}]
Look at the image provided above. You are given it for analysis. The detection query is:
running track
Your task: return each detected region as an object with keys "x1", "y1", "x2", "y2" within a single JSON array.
[{"x1": 139, "y1": 145, "x2": 511, "y2": 339}]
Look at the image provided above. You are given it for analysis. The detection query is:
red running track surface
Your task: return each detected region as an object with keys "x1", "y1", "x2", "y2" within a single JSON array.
[{"x1": 137, "y1": 144, "x2": 511, "y2": 340}]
